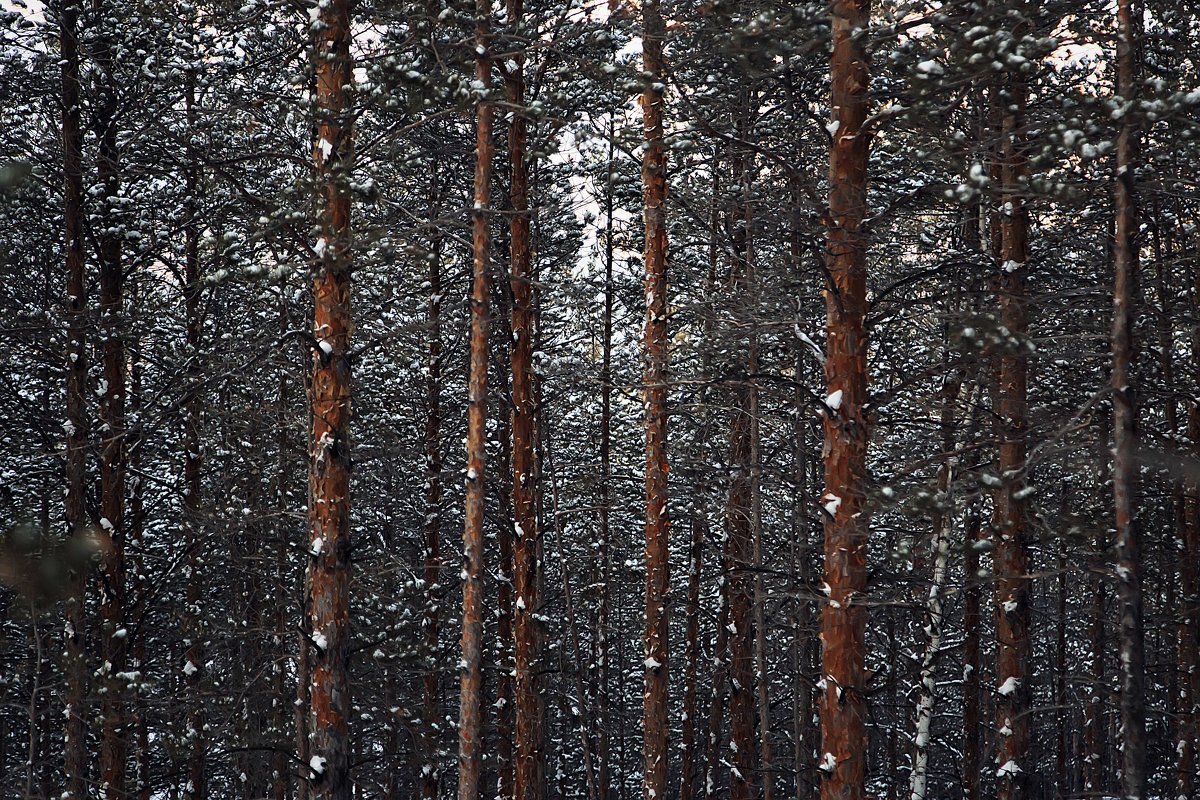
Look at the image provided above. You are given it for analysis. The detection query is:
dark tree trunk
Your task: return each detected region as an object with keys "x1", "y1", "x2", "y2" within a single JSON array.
[
  {"x1": 1111, "y1": 1, "x2": 1145, "y2": 794},
  {"x1": 58, "y1": 0, "x2": 89, "y2": 793}
]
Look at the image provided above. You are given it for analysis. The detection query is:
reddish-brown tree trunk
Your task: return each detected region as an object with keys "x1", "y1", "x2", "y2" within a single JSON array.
[
  {"x1": 58, "y1": 0, "x2": 89, "y2": 793},
  {"x1": 1111, "y1": 2, "x2": 1146, "y2": 794},
  {"x1": 819, "y1": 2, "x2": 871, "y2": 799},
  {"x1": 507, "y1": 4, "x2": 544, "y2": 797},
  {"x1": 306, "y1": 0, "x2": 354, "y2": 794},
  {"x1": 457, "y1": 3, "x2": 493, "y2": 797},
  {"x1": 640, "y1": 0, "x2": 671, "y2": 797},
  {"x1": 991, "y1": 52, "x2": 1033, "y2": 800}
]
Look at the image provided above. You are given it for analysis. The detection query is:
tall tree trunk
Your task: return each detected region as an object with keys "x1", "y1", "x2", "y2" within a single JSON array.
[
  {"x1": 680, "y1": 157, "x2": 720, "y2": 800},
  {"x1": 457, "y1": 2, "x2": 493, "y2": 797},
  {"x1": 58, "y1": 0, "x2": 89, "y2": 793},
  {"x1": 640, "y1": 0, "x2": 671, "y2": 797},
  {"x1": 182, "y1": 74, "x2": 208, "y2": 800},
  {"x1": 1111, "y1": 2, "x2": 1145, "y2": 795},
  {"x1": 594, "y1": 104, "x2": 617, "y2": 800},
  {"x1": 1179, "y1": 309, "x2": 1200, "y2": 799},
  {"x1": 94, "y1": 7, "x2": 128, "y2": 790},
  {"x1": 507, "y1": 4, "x2": 544, "y2": 798},
  {"x1": 727, "y1": 394, "x2": 757, "y2": 800},
  {"x1": 819, "y1": 2, "x2": 871, "y2": 799},
  {"x1": 703, "y1": 591, "x2": 732, "y2": 800},
  {"x1": 306, "y1": 0, "x2": 354, "y2": 793},
  {"x1": 961, "y1": 508, "x2": 982, "y2": 800},
  {"x1": 727, "y1": 137, "x2": 758, "y2": 800},
  {"x1": 128, "y1": 291, "x2": 150, "y2": 800},
  {"x1": 273, "y1": 286, "x2": 292, "y2": 800},
  {"x1": 1084, "y1": 415, "x2": 1110, "y2": 797},
  {"x1": 907, "y1": 374, "x2": 965, "y2": 800},
  {"x1": 422, "y1": 173, "x2": 446, "y2": 800},
  {"x1": 992, "y1": 52, "x2": 1032, "y2": 800}
]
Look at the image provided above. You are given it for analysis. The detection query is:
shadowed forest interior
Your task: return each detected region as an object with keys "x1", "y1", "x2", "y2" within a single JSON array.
[{"x1": 1, "y1": 0, "x2": 1199, "y2": 799}]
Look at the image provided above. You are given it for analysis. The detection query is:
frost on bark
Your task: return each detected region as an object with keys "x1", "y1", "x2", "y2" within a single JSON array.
[
  {"x1": 819, "y1": 2, "x2": 871, "y2": 800},
  {"x1": 305, "y1": 0, "x2": 354, "y2": 795},
  {"x1": 640, "y1": 0, "x2": 671, "y2": 797},
  {"x1": 456, "y1": 1, "x2": 493, "y2": 798},
  {"x1": 1111, "y1": 0, "x2": 1146, "y2": 794}
]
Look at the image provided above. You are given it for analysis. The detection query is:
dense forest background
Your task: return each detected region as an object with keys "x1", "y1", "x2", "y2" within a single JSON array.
[{"x1": 1, "y1": 0, "x2": 1199, "y2": 799}]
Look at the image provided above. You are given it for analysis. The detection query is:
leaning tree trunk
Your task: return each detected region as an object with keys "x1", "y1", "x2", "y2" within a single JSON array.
[
  {"x1": 640, "y1": 0, "x2": 671, "y2": 798},
  {"x1": 819, "y1": 2, "x2": 871, "y2": 799},
  {"x1": 1111, "y1": 0, "x2": 1146, "y2": 794},
  {"x1": 306, "y1": 0, "x2": 354, "y2": 794},
  {"x1": 457, "y1": 1, "x2": 493, "y2": 798},
  {"x1": 58, "y1": 0, "x2": 88, "y2": 793}
]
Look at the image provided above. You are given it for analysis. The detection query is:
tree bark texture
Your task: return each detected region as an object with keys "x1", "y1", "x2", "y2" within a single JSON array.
[
  {"x1": 58, "y1": 1, "x2": 89, "y2": 793},
  {"x1": 1111, "y1": 1, "x2": 1146, "y2": 795},
  {"x1": 640, "y1": 0, "x2": 671, "y2": 798},
  {"x1": 306, "y1": 0, "x2": 354, "y2": 794},
  {"x1": 820, "y1": 2, "x2": 871, "y2": 799},
  {"x1": 457, "y1": 3, "x2": 493, "y2": 798}
]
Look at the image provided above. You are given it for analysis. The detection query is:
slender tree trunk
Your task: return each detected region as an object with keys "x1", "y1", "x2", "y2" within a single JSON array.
[
  {"x1": 907, "y1": 374, "x2": 965, "y2": 800},
  {"x1": 306, "y1": 0, "x2": 354, "y2": 794},
  {"x1": 681, "y1": 157, "x2": 721, "y2": 800},
  {"x1": 507, "y1": 5, "x2": 544, "y2": 797},
  {"x1": 819, "y1": 2, "x2": 871, "y2": 799},
  {"x1": 1084, "y1": 414, "x2": 1110, "y2": 797},
  {"x1": 962, "y1": 508, "x2": 982, "y2": 800},
  {"x1": 640, "y1": 0, "x2": 671, "y2": 797},
  {"x1": 1111, "y1": 1, "x2": 1146, "y2": 795},
  {"x1": 274, "y1": 287, "x2": 292, "y2": 800},
  {"x1": 58, "y1": 0, "x2": 89, "y2": 793},
  {"x1": 594, "y1": 104, "x2": 617, "y2": 800},
  {"x1": 422, "y1": 173, "x2": 446, "y2": 800},
  {"x1": 458, "y1": 2, "x2": 493, "y2": 797},
  {"x1": 128, "y1": 294, "x2": 150, "y2": 800},
  {"x1": 727, "y1": 394, "x2": 757, "y2": 800},
  {"x1": 182, "y1": 74, "x2": 208, "y2": 800},
  {"x1": 992, "y1": 54, "x2": 1032, "y2": 800},
  {"x1": 1054, "y1": 527, "x2": 1068, "y2": 800},
  {"x1": 703, "y1": 592, "x2": 732, "y2": 800},
  {"x1": 94, "y1": 10, "x2": 129, "y2": 788},
  {"x1": 1178, "y1": 311, "x2": 1200, "y2": 798}
]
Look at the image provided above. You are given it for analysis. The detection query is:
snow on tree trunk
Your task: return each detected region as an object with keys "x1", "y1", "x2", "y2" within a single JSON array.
[
  {"x1": 306, "y1": 0, "x2": 354, "y2": 794},
  {"x1": 819, "y1": 2, "x2": 871, "y2": 800}
]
